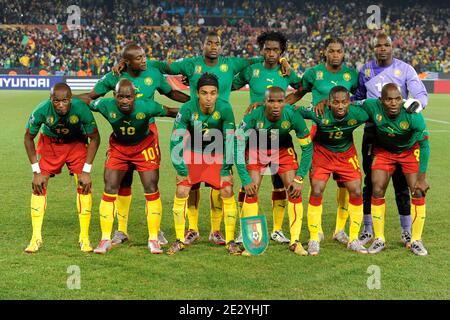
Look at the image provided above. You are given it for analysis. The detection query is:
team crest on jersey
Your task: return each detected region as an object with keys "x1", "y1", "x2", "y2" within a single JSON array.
[
  {"x1": 364, "y1": 68, "x2": 371, "y2": 77},
  {"x1": 110, "y1": 112, "x2": 117, "y2": 119},
  {"x1": 343, "y1": 72, "x2": 351, "y2": 81},
  {"x1": 69, "y1": 115, "x2": 79, "y2": 124},
  {"x1": 192, "y1": 112, "x2": 199, "y2": 121},
  {"x1": 347, "y1": 119, "x2": 357, "y2": 126},
  {"x1": 220, "y1": 64, "x2": 229, "y2": 72},
  {"x1": 195, "y1": 65, "x2": 202, "y2": 74},
  {"x1": 281, "y1": 121, "x2": 290, "y2": 129},
  {"x1": 253, "y1": 69, "x2": 260, "y2": 78},
  {"x1": 144, "y1": 77, "x2": 153, "y2": 86},
  {"x1": 46, "y1": 116, "x2": 54, "y2": 125},
  {"x1": 136, "y1": 112, "x2": 146, "y2": 120},
  {"x1": 400, "y1": 121, "x2": 409, "y2": 130},
  {"x1": 212, "y1": 111, "x2": 221, "y2": 120},
  {"x1": 316, "y1": 71, "x2": 324, "y2": 80},
  {"x1": 394, "y1": 69, "x2": 402, "y2": 77},
  {"x1": 322, "y1": 118, "x2": 329, "y2": 125},
  {"x1": 376, "y1": 114, "x2": 383, "y2": 122}
]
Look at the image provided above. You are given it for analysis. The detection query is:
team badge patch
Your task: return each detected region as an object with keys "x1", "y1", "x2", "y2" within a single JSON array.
[
  {"x1": 220, "y1": 64, "x2": 229, "y2": 72},
  {"x1": 46, "y1": 116, "x2": 54, "y2": 125},
  {"x1": 316, "y1": 71, "x2": 323, "y2": 80},
  {"x1": 376, "y1": 114, "x2": 383, "y2": 122},
  {"x1": 136, "y1": 112, "x2": 146, "y2": 120},
  {"x1": 343, "y1": 72, "x2": 351, "y2": 81},
  {"x1": 253, "y1": 69, "x2": 260, "y2": 78},
  {"x1": 394, "y1": 69, "x2": 402, "y2": 77},
  {"x1": 241, "y1": 215, "x2": 269, "y2": 256},
  {"x1": 347, "y1": 119, "x2": 357, "y2": 126},
  {"x1": 212, "y1": 111, "x2": 221, "y2": 120},
  {"x1": 322, "y1": 118, "x2": 329, "y2": 125},
  {"x1": 69, "y1": 115, "x2": 79, "y2": 124},
  {"x1": 364, "y1": 68, "x2": 371, "y2": 77},
  {"x1": 281, "y1": 121, "x2": 290, "y2": 129},
  {"x1": 110, "y1": 112, "x2": 117, "y2": 119},
  {"x1": 192, "y1": 112, "x2": 199, "y2": 121},
  {"x1": 400, "y1": 121, "x2": 409, "y2": 130},
  {"x1": 195, "y1": 65, "x2": 202, "y2": 74},
  {"x1": 144, "y1": 77, "x2": 153, "y2": 86}
]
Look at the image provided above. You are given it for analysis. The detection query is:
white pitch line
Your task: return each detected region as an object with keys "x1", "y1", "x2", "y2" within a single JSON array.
[{"x1": 425, "y1": 118, "x2": 450, "y2": 125}]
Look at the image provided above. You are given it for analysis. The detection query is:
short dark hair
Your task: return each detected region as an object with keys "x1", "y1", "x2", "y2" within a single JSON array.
[
  {"x1": 324, "y1": 37, "x2": 345, "y2": 50},
  {"x1": 257, "y1": 31, "x2": 287, "y2": 53},
  {"x1": 204, "y1": 30, "x2": 220, "y2": 41},
  {"x1": 329, "y1": 85, "x2": 349, "y2": 99},
  {"x1": 197, "y1": 73, "x2": 219, "y2": 91}
]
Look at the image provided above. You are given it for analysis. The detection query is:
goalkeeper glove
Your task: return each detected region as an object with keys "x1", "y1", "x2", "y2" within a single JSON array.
[{"x1": 403, "y1": 98, "x2": 423, "y2": 113}]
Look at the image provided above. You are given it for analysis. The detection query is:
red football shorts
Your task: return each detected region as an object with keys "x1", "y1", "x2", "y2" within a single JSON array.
[
  {"x1": 310, "y1": 143, "x2": 362, "y2": 182},
  {"x1": 177, "y1": 151, "x2": 230, "y2": 190},
  {"x1": 372, "y1": 143, "x2": 420, "y2": 174},
  {"x1": 105, "y1": 133, "x2": 160, "y2": 172},
  {"x1": 37, "y1": 134, "x2": 87, "y2": 176},
  {"x1": 246, "y1": 146, "x2": 299, "y2": 174}
]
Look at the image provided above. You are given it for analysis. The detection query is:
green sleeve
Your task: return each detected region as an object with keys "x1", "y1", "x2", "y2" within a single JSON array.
[
  {"x1": 153, "y1": 58, "x2": 194, "y2": 77},
  {"x1": 234, "y1": 114, "x2": 253, "y2": 186},
  {"x1": 300, "y1": 68, "x2": 315, "y2": 92},
  {"x1": 78, "y1": 102, "x2": 98, "y2": 135},
  {"x1": 147, "y1": 100, "x2": 168, "y2": 117},
  {"x1": 157, "y1": 72, "x2": 173, "y2": 95},
  {"x1": 93, "y1": 72, "x2": 117, "y2": 96},
  {"x1": 413, "y1": 114, "x2": 430, "y2": 173},
  {"x1": 170, "y1": 107, "x2": 190, "y2": 176},
  {"x1": 25, "y1": 105, "x2": 45, "y2": 135},
  {"x1": 292, "y1": 110, "x2": 313, "y2": 178},
  {"x1": 350, "y1": 68, "x2": 359, "y2": 94},
  {"x1": 297, "y1": 106, "x2": 315, "y2": 120},
  {"x1": 231, "y1": 56, "x2": 263, "y2": 74},
  {"x1": 89, "y1": 99, "x2": 104, "y2": 113},
  {"x1": 221, "y1": 105, "x2": 236, "y2": 176},
  {"x1": 232, "y1": 65, "x2": 251, "y2": 90},
  {"x1": 288, "y1": 70, "x2": 302, "y2": 89},
  {"x1": 359, "y1": 99, "x2": 377, "y2": 121}
]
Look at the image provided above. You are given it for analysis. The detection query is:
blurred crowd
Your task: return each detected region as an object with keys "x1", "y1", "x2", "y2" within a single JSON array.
[{"x1": 0, "y1": 0, "x2": 448, "y2": 75}]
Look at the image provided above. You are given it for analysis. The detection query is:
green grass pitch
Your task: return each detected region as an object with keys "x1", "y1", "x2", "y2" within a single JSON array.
[{"x1": 0, "y1": 90, "x2": 449, "y2": 300}]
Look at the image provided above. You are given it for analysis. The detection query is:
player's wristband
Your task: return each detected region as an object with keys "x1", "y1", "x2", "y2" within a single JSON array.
[
  {"x1": 293, "y1": 176, "x2": 303, "y2": 184},
  {"x1": 82, "y1": 163, "x2": 92, "y2": 173},
  {"x1": 31, "y1": 162, "x2": 41, "y2": 174}
]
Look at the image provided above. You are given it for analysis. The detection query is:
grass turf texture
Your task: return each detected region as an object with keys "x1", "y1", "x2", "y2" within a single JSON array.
[{"x1": 0, "y1": 90, "x2": 449, "y2": 300}]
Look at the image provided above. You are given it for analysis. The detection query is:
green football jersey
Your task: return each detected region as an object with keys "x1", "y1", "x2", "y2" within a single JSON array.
[
  {"x1": 170, "y1": 98, "x2": 236, "y2": 177},
  {"x1": 301, "y1": 63, "x2": 358, "y2": 105},
  {"x1": 299, "y1": 104, "x2": 369, "y2": 152},
  {"x1": 152, "y1": 56, "x2": 263, "y2": 100},
  {"x1": 89, "y1": 98, "x2": 167, "y2": 145},
  {"x1": 26, "y1": 97, "x2": 97, "y2": 142},
  {"x1": 232, "y1": 62, "x2": 301, "y2": 104},
  {"x1": 235, "y1": 104, "x2": 313, "y2": 186}
]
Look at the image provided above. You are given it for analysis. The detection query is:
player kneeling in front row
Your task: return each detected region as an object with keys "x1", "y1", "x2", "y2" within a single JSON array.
[
  {"x1": 88, "y1": 79, "x2": 179, "y2": 254},
  {"x1": 235, "y1": 86, "x2": 313, "y2": 256},
  {"x1": 360, "y1": 84, "x2": 430, "y2": 256},
  {"x1": 24, "y1": 83, "x2": 100, "y2": 253},
  {"x1": 299, "y1": 86, "x2": 369, "y2": 255},
  {"x1": 169, "y1": 73, "x2": 240, "y2": 255}
]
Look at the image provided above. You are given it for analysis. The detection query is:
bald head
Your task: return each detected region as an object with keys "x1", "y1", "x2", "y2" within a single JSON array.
[
  {"x1": 121, "y1": 43, "x2": 147, "y2": 72},
  {"x1": 264, "y1": 86, "x2": 285, "y2": 121},
  {"x1": 380, "y1": 83, "x2": 403, "y2": 118},
  {"x1": 372, "y1": 32, "x2": 393, "y2": 66},
  {"x1": 381, "y1": 83, "x2": 401, "y2": 99},
  {"x1": 51, "y1": 82, "x2": 72, "y2": 97},
  {"x1": 114, "y1": 79, "x2": 136, "y2": 114},
  {"x1": 265, "y1": 86, "x2": 285, "y2": 100},
  {"x1": 50, "y1": 83, "x2": 72, "y2": 116}
]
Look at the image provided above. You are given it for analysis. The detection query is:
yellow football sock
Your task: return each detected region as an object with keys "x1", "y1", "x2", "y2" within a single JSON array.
[
  {"x1": 288, "y1": 197, "x2": 303, "y2": 245},
  {"x1": 173, "y1": 195, "x2": 188, "y2": 241},
  {"x1": 187, "y1": 188, "x2": 200, "y2": 232},
  {"x1": 210, "y1": 188, "x2": 223, "y2": 232},
  {"x1": 335, "y1": 187, "x2": 349, "y2": 233},
  {"x1": 145, "y1": 192, "x2": 162, "y2": 241},
  {"x1": 371, "y1": 197, "x2": 386, "y2": 242},
  {"x1": 116, "y1": 188, "x2": 132, "y2": 235},
  {"x1": 76, "y1": 190, "x2": 92, "y2": 241},
  {"x1": 241, "y1": 196, "x2": 259, "y2": 217},
  {"x1": 99, "y1": 193, "x2": 116, "y2": 240},
  {"x1": 307, "y1": 196, "x2": 322, "y2": 242},
  {"x1": 237, "y1": 188, "x2": 245, "y2": 217},
  {"x1": 411, "y1": 198, "x2": 426, "y2": 242},
  {"x1": 348, "y1": 197, "x2": 363, "y2": 242},
  {"x1": 272, "y1": 188, "x2": 286, "y2": 232},
  {"x1": 308, "y1": 187, "x2": 324, "y2": 236},
  {"x1": 222, "y1": 196, "x2": 237, "y2": 243},
  {"x1": 30, "y1": 192, "x2": 47, "y2": 240}
]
